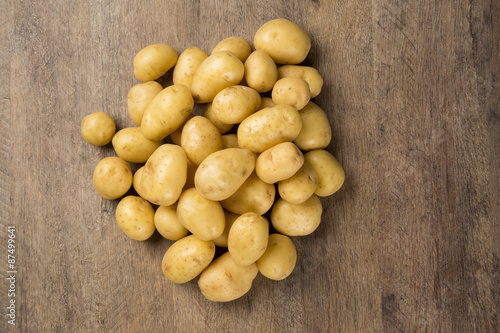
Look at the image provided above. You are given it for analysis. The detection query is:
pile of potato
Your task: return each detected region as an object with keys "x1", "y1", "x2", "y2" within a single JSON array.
[{"x1": 81, "y1": 18, "x2": 345, "y2": 302}]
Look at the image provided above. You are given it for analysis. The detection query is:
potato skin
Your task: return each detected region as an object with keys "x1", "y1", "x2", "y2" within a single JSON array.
[
  {"x1": 272, "y1": 77, "x2": 310, "y2": 111},
  {"x1": 93, "y1": 156, "x2": 132, "y2": 200},
  {"x1": 154, "y1": 205, "x2": 189, "y2": 241},
  {"x1": 180, "y1": 116, "x2": 223, "y2": 165},
  {"x1": 81, "y1": 111, "x2": 116, "y2": 146},
  {"x1": 278, "y1": 162, "x2": 318, "y2": 204},
  {"x1": 112, "y1": 127, "x2": 163, "y2": 163},
  {"x1": 212, "y1": 85, "x2": 261, "y2": 124},
  {"x1": 271, "y1": 195, "x2": 323, "y2": 236},
  {"x1": 127, "y1": 81, "x2": 163, "y2": 126},
  {"x1": 257, "y1": 234, "x2": 297, "y2": 280},
  {"x1": 304, "y1": 150, "x2": 345, "y2": 196},
  {"x1": 294, "y1": 102, "x2": 332, "y2": 151},
  {"x1": 278, "y1": 65, "x2": 324, "y2": 98},
  {"x1": 228, "y1": 212, "x2": 269, "y2": 266},
  {"x1": 173, "y1": 47, "x2": 209, "y2": 90},
  {"x1": 115, "y1": 195, "x2": 155, "y2": 241},
  {"x1": 204, "y1": 103, "x2": 233, "y2": 134},
  {"x1": 244, "y1": 50, "x2": 278, "y2": 93},
  {"x1": 211, "y1": 36, "x2": 252, "y2": 63},
  {"x1": 255, "y1": 142, "x2": 304, "y2": 184},
  {"x1": 134, "y1": 44, "x2": 178, "y2": 82}
]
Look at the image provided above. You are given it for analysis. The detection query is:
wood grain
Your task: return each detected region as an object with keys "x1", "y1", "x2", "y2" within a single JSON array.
[{"x1": 1, "y1": 0, "x2": 498, "y2": 332}]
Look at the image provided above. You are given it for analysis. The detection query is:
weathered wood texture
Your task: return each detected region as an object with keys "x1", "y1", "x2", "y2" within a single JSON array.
[{"x1": 1, "y1": 0, "x2": 498, "y2": 332}]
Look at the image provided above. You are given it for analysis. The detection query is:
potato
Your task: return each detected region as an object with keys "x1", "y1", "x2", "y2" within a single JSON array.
[
  {"x1": 271, "y1": 195, "x2": 323, "y2": 236},
  {"x1": 141, "y1": 84, "x2": 194, "y2": 141},
  {"x1": 162, "y1": 235, "x2": 215, "y2": 283},
  {"x1": 93, "y1": 156, "x2": 132, "y2": 200},
  {"x1": 228, "y1": 212, "x2": 269, "y2": 266},
  {"x1": 272, "y1": 77, "x2": 310, "y2": 111},
  {"x1": 191, "y1": 51, "x2": 245, "y2": 103},
  {"x1": 255, "y1": 142, "x2": 304, "y2": 184},
  {"x1": 294, "y1": 102, "x2": 332, "y2": 151},
  {"x1": 176, "y1": 187, "x2": 225, "y2": 241},
  {"x1": 254, "y1": 19, "x2": 311, "y2": 65},
  {"x1": 221, "y1": 134, "x2": 239, "y2": 149},
  {"x1": 221, "y1": 172, "x2": 275, "y2": 215},
  {"x1": 237, "y1": 105, "x2": 302, "y2": 153},
  {"x1": 198, "y1": 252, "x2": 258, "y2": 302},
  {"x1": 211, "y1": 36, "x2": 252, "y2": 63},
  {"x1": 133, "y1": 44, "x2": 178, "y2": 82},
  {"x1": 127, "y1": 81, "x2": 163, "y2": 125},
  {"x1": 132, "y1": 166, "x2": 146, "y2": 198},
  {"x1": 195, "y1": 148, "x2": 255, "y2": 201},
  {"x1": 257, "y1": 234, "x2": 297, "y2": 280},
  {"x1": 181, "y1": 116, "x2": 223, "y2": 165},
  {"x1": 278, "y1": 162, "x2": 318, "y2": 204},
  {"x1": 257, "y1": 97, "x2": 275, "y2": 110},
  {"x1": 304, "y1": 150, "x2": 345, "y2": 196},
  {"x1": 278, "y1": 65, "x2": 323, "y2": 98},
  {"x1": 212, "y1": 85, "x2": 261, "y2": 124},
  {"x1": 213, "y1": 210, "x2": 239, "y2": 248},
  {"x1": 204, "y1": 103, "x2": 233, "y2": 134},
  {"x1": 183, "y1": 159, "x2": 198, "y2": 191},
  {"x1": 173, "y1": 47, "x2": 209, "y2": 89},
  {"x1": 115, "y1": 195, "x2": 155, "y2": 241},
  {"x1": 81, "y1": 111, "x2": 116, "y2": 146},
  {"x1": 112, "y1": 127, "x2": 163, "y2": 163},
  {"x1": 140, "y1": 144, "x2": 187, "y2": 206},
  {"x1": 154, "y1": 205, "x2": 189, "y2": 241},
  {"x1": 170, "y1": 113, "x2": 194, "y2": 146},
  {"x1": 244, "y1": 50, "x2": 278, "y2": 93}
]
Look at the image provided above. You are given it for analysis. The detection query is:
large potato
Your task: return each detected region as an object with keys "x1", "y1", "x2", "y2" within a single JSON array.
[
  {"x1": 93, "y1": 156, "x2": 132, "y2": 200},
  {"x1": 127, "y1": 81, "x2": 163, "y2": 126},
  {"x1": 294, "y1": 102, "x2": 332, "y2": 151},
  {"x1": 272, "y1": 77, "x2": 310, "y2": 111},
  {"x1": 257, "y1": 234, "x2": 297, "y2": 280},
  {"x1": 133, "y1": 44, "x2": 178, "y2": 82},
  {"x1": 304, "y1": 150, "x2": 345, "y2": 196},
  {"x1": 198, "y1": 252, "x2": 258, "y2": 302},
  {"x1": 154, "y1": 205, "x2": 189, "y2": 241},
  {"x1": 139, "y1": 144, "x2": 187, "y2": 206},
  {"x1": 115, "y1": 195, "x2": 155, "y2": 241},
  {"x1": 244, "y1": 50, "x2": 278, "y2": 93},
  {"x1": 254, "y1": 19, "x2": 311, "y2": 65},
  {"x1": 278, "y1": 162, "x2": 318, "y2": 204},
  {"x1": 237, "y1": 105, "x2": 302, "y2": 153},
  {"x1": 212, "y1": 85, "x2": 261, "y2": 124},
  {"x1": 173, "y1": 47, "x2": 209, "y2": 89},
  {"x1": 162, "y1": 235, "x2": 215, "y2": 284},
  {"x1": 194, "y1": 148, "x2": 255, "y2": 201},
  {"x1": 228, "y1": 212, "x2": 269, "y2": 266},
  {"x1": 112, "y1": 127, "x2": 163, "y2": 163},
  {"x1": 81, "y1": 111, "x2": 116, "y2": 146},
  {"x1": 211, "y1": 36, "x2": 252, "y2": 63},
  {"x1": 278, "y1": 65, "x2": 324, "y2": 98},
  {"x1": 255, "y1": 142, "x2": 304, "y2": 184},
  {"x1": 203, "y1": 103, "x2": 233, "y2": 134},
  {"x1": 181, "y1": 116, "x2": 223, "y2": 165},
  {"x1": 141, "y1": 84, "x2": 194, "y2": 141},
  {"x1": 271, "y1": 195, "x2": 323, "y2": 236},
  {"x1": 213, "y1": 210, "x2": 239, "y2": 248}
]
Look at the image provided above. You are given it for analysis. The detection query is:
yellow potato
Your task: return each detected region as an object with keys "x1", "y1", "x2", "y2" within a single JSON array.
[
  {"x1": 194, "y1": 148, "x2": 255, "y2": 201},
  {"x1": 212, "y1": 85, "x2": 261, "y2": 124},
  {"x1": 112, "y1": 127, "x2": 163, "y2": 163},
  {"x1": 132, "y1": 166, "x2": 146, "y2": 198},
  {"x1": 133, "y1": 44, "x2": 178, "y2": 82},
  {"x1": 162, "y1": 235, "x2": 215, "y2": 283},
  {"x1": 244, "y1": 50, "x2": 278, "y2": 93},
  {"x1": 304, "y1": 150, "x2": 345, "y2": 196},
  {"x1": 127, "y1": 81, "x2": 163, "y2": 125},
  {"x1": 93, "y1": 156, "x2": 132, "y2": 200},
  {"x1": 255, "y1": 142, "x2": 304, "y2": 184},
  {"x1": 176, "y1": 187, "x2": 225, "y2": 241},
  {"x1": 257, "y1": 97, "x2": 275, "y2": 110},
  {"x1": 213, "y1": 210, "x2": 239, "y2": 248},
  {"x1": 221, "y1": 134, "x2": 239, "y2": 149},
  {"x1": 115, "y1": 195, "x2": 155, "y2": 241},
  {"x1": 257, "y1": 234, "x2": 297, "y2": 280},
  {"x1": 294, "y1": 102, "x2": 332, "y2": 151},
  {"x1": 141, "y1": 84, "x2": 194, "y2": 141},
  {"x1": 211, "y1": 36, "x2": 252, "y2": 63},
  {"x1": 237, "y1": 104, "x2": 302, "y2": 153},
  {"x1": 203, "y1": 103, "x2": 233, "y2": 134},
  {"x1": 173, "y1": 47, "x2": 209, "y2": 89},
  {"x1": 140, "y1": 144, "x2": 187, "y2": 206},
  {"x1": 272, "y1": 77, "x2": 310, "y2": 110},
  {"x1": 191, "y1": 51, "x2": 244, "y2": 103},
  {"x1": 278, "y1": 162, "x2": 318, "y2": 204},
  {"x1": 81, "y1": 111, "x2": 116, "y2": 146},
  {"x1": 169, "y1": 113, "x2": 194, "y2": 146},
  {"x1": 278, "y1": 65, "x2": 323, "y2": 98},
  {"x1": 154, "y1": 205, "x2": 189, "y2": 241},
  {"x1": 181, "y1": 116, "x2": 223, "y2": 165},
  {"x1": 271, "y1": 195, "x2": 323, "y2": 236},
  {"x1": 198, "y1": 252, "x2": 258, "y2": 302},
  {"x1": 221, "y1": 172, "x2": 275, "y2": 215},
  {"x1": 183, "y1": 159, "x2": 198, "y2": 191},
  {"x1": 254, "y1": 19, "x2": 311, "y2": 65},
  {"x1": 228, "y1": 212, "x2": 269, "y2": 266}
]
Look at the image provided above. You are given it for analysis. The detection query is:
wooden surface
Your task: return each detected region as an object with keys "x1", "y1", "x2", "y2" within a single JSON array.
[{"x1": 1, "y1": 0, "x2": 498, "y2": 332}]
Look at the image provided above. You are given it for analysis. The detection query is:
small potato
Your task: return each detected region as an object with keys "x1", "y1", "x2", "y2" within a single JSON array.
[
  {"x1": 162, "y1": 235, "x2": 215, "y2": 284},
  {"x1": 244, "y1": 50, "x2": 278, "y2": 93},
  {"x1": 237, "y1": 105, "x2": 302, "y2": 153},
  {"x1": 132, "y1": 166, "x2": 146, "y2": 198},
  {"x1": 134, "y1": 44, "x2": 178, "y2": 82},
  {"x1": 181, "y1": 116, "x2": 223, "y2": 165},
  {"x1": 271, "y1": 195, "x2": 323, "y2": 236},
  {"x1": 173, "y1": 47, "x2": 209, "y2": 89},
  {"x1": 115, "y1": 195, "x2": 155, "y2": 241},
  {"x1": 221, "y1": 134, "x2": 239, "y2": 149},
  {"x1": 213, "y1": 211, "x2": 239, "y2": 248},
  {"x1": 204, "y1": 103, "x2": 233, "y2": 134},
  {"x1": 254, "y1": 18, "x2": 311, "y2": 65},
  {"x1": 272, "y1": 77, "x2": 310, "y2": 111},
  {"x1": 221, "y1": 172, "x2": 275, "y2": 215},
  {"x1": 127, "y1": 81, "x2": 163, "y2": 125},
  {"x1": 183, "y1": 159, "x2": 198, "y2": 190},
  {"x1": 93, "y1": 157, "x2": 132, "y2": 200},
  {"x1": 154, "y1": 205, "x2": 189, "y2": 241},
  {"x1": 195, "y1": 148, "x2": 255, "y2": 201},
  {"x1": 304, "y1": 150, "x2": 345, "y2": 196},
  {"x1": 81, "y1": 111, "x2": 116, "y2": 146},
  {"x1": 140, "y1": 144, "x2": 187, "y2": 206},
  {"x1": 257, "y1": 234, "x2": 297, "y2": 280},
  {"x1": 294, "y1": 102, "x2": 332, "y2": 151},
  {"x1": 170, "y1": 113, "x2": 194, "y2": 146},
  {"x1": 278, "y1": 65, "x2": 323, "y2": 98},
  {"x1": 211, "y1": 36, "x2": 252, "y2": 63},
  {"x1": 176, "y1": 188, "x2": 225, "y2": 241},
  {"x1": 228, "y1": 212, "x2": 269, "y2": 266},
  {"x1": 212, "y1": 85, "x2": 261, "y2": 124},
  {"x1": 257, "y1": 97, "x2": 275, "y2": 110},
  {"x1": 191, "y1": 51, "x2": 245, "y2": 103},
  {"x1": 278, "y1": 162, "x2": 318, "y2": 204},
  {"x1": 198, "y1": 252, "x2": 258, "y2": 302},
  {"x1": 255, "y1": 142, "x2": 304, "y2": 184},
  {"x1": 141, "y1": 84, "x2": 194, "y2": 141},
  {"x1": 112, "y1": 127, "x2": 163, "y2": 163}
]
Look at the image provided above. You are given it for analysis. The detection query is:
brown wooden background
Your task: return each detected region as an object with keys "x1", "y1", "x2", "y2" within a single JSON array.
[{"x1": 1, "y1": 0, "x2": 498, "y2": 332}]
